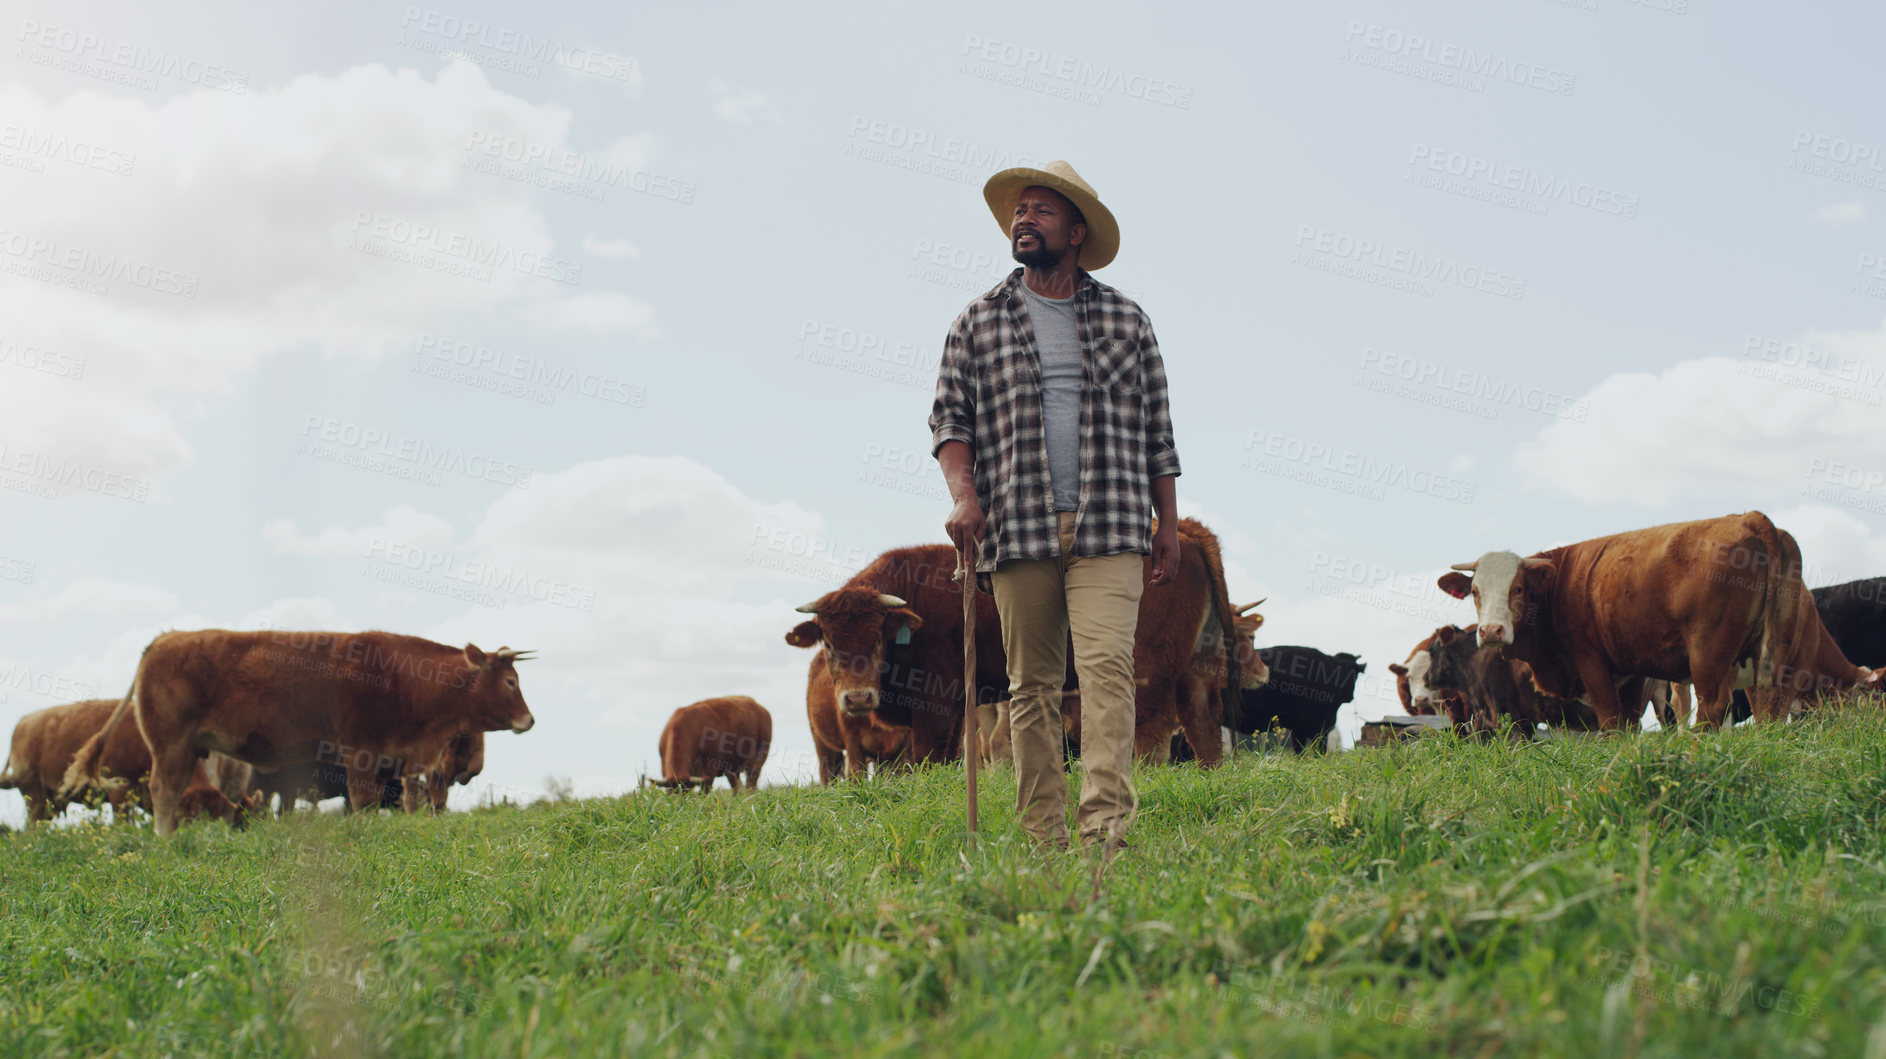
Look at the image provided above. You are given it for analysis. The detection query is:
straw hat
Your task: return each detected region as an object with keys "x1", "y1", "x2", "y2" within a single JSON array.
[{"x1": 982, "y1": 160, "x2": 1120, "y2": 270}]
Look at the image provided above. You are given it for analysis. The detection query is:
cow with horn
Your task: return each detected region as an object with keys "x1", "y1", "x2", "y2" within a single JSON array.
[{"x1": 787, "y1": 548, "x2": 1009, "y2": 773}]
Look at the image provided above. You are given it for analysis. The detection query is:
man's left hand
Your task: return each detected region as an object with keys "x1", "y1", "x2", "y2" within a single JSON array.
[{"x1": 1149, "y1": 523, "x2": 1180, "y2": 586}]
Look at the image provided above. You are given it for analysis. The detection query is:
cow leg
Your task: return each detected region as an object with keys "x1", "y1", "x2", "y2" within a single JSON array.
[
  {"x1": 1616, "y1": 677, "x2": 1649, "y2": 731},
  {"x1": 814, "y1": 742, "x2": 843, "y2": 785},
  {"x1": 699, "y1": 776, "x2": 713, "y2": 794},
  {"x1": 1176, "y1": 673, "x2": 1225, "y2": 770},
  {"x1": 22, "y1": 783, "x2": 52, "y2": 826},
  {"x1": 343, "y1": 762, "x2": 386, "y2": 813},
  {"x1": 147, "y1": 745, "x2": 197, "y2": 839},
  {"x1": 1574, "y1": 659, "x2": 1627, "y2": 731}
]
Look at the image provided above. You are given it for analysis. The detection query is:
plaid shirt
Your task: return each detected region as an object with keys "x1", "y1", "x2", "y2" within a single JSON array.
[{"x1": 929, "y1": 268, "x2": 1181, "y2": 573}]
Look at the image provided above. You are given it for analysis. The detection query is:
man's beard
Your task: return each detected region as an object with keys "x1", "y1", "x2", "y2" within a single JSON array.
[{"x1": 1012, "y1": 236, "x2": 1062, "y2": 269}]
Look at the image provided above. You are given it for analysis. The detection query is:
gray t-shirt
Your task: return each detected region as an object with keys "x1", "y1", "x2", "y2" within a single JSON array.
[{"x1": 1019, "y1": 281, "x2": 1083, "y2": 513}]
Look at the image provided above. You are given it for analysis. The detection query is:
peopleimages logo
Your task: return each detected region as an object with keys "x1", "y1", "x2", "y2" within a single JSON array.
[
  {"x1": 1293, "y1": 225, "x2": 1526, "y2": 300},
  {"x1": 397, "y1": 8, "x2": 638, "y2": 81},
  {"x1": 1407, "y1": 143, "x2": 1639, "y2": 218},
  {"x1": 1341, "y1": 20, "x2": 1575, "y2": 96},
  {"x1": 958, "y1": 34, "x2": 1193, "y2": 109}
]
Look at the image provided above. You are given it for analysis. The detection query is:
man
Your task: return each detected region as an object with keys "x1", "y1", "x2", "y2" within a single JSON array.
[{"x1": 928, "y1": 160, "x2": 1182, "y2": 852}]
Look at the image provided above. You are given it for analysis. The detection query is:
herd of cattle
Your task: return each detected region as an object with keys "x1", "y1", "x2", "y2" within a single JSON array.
[{"x1": 4, "y1": 509, "x2": 1883, "y2": 833}]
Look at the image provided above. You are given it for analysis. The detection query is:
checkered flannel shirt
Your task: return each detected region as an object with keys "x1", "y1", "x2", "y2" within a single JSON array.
[{"x1": 929, "y1": 267, "x2": 1181, "y2": 574}]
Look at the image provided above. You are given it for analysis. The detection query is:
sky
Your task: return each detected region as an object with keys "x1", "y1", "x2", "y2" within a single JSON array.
[{"x1": 3, "y1": 1, "x2": 1885, "y2": 825}]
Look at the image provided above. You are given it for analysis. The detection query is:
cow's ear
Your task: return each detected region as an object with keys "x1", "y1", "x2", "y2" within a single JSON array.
[
  {"x1": 1436, "y1": 626, "x2": 1459, "y2": 645},
  {"x1": 1389, "y1": 663, "x2": 1407, "y2": 677},
  {"x1": 889, "y1": 608, "x2": 924, "y2": 633},
  {"x1": 464, "y1": 644, "x2": 489, "y2": 668},
  {"x1": 785, "y1": 621, "x2": 822, "y2": 649},
  {"x1": 1437, "y1": 572, "x2": 1472, "y2": 599}
]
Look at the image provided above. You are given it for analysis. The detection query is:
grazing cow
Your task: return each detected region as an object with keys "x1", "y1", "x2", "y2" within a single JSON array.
[
  {"x1": 805, "y1": 650, "x2": 908, "y2": 782},
  {"x1": 1237, "y1": 646, "x2": 1366, "y2": 752},
  {"x1": 247, "y1": 751, "x2": 402, "y2": 815},
  {"x1": 1, "y1": 698, "x2": 259, "y2": 826},
  {"x1": 1438, "y1": 513, "x2": 1879, "y2": 729},
  {"x1": 653, "y1": 695, "x2": 772, "y2": 792},
  {"x1": 404, "y1": 731, "x2": 486, "y2": 813},
  {"x1": 2, "y1": 699, "x2": 152, "y2": 824},
  {"x1": 61, "y1": 630, "x2": 536, "y2": 836},
  {"x1": 786, "y1": 545, "x2": 1009, "y2": 767},
  {"x1": 176, "y1": 757, "x2": 265, "y2": 827},
  {"x1": 1388, "y1": 628, "x2": 1471, "y2": 727},
  {"x1": 1423, "y1": 625, "x2": 1602, "y2": 736}
]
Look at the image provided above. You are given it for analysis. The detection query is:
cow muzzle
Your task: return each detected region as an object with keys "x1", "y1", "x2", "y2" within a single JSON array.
[
  {"x1": 1477, "y1": 623, "x2": 1510, "y2": 646},
  {"x1": 512, "y1": 714, "x2": 536, "y2": 733},
  {"x1": 840, "y1": 689, "x2": 879, "y2": 715}
]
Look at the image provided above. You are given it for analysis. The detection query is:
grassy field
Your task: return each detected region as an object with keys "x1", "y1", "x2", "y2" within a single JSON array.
[{"x1": 8, "y1": 706, "x2": 1886, "y2": 1058}]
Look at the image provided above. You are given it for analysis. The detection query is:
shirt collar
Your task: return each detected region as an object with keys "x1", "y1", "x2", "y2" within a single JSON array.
[{"x1": 989, "y1": 267, "x2": 1099, "y2": 303}]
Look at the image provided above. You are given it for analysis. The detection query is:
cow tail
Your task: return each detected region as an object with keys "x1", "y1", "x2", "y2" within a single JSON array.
[
  {"x1": 1751, "y1": 518, "x2": 1802, "y2": 716},
  {"x1": 0, "y1": 747, "x2": 18, "y2": 790},
  {"x1": 57, "y1": 673, "x2": 139, "y2": 801},
  {"x1": 1197, "y1": 542, "x2": 1243, "y2": 734}
]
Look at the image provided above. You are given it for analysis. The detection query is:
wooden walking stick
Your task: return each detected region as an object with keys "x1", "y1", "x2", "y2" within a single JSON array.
[{"x1": 956, "y1": 541, "x2": 979, "y2": 838}]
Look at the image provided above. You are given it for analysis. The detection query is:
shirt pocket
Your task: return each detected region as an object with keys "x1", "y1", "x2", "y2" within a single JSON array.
[{"x1": 1090, "y1": 337, "x2": 1140, "y2": 393}]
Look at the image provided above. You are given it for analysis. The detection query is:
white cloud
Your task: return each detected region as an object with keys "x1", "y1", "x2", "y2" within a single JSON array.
[
  {"x1": 707, "y1": 77, "x2": 781, "y2": 126},
  {"x1": 0, "y1": 61, "x2": 661, "y2": 493},
  {"x1": 1513, "y1": 342, "x2": 1886, "y2": 506},
  {"x1": 0, "y1": 577, "x2": 179, "y2": 623},
  {"x1": 264, "y1": 505, "x2": 456, "y2": 557}
]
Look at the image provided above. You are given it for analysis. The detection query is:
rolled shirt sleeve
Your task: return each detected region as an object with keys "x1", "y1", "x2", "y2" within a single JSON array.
[
  {"x1": 929, "y1": 312, "x2": 976, "y2": 456},
  {"x1": 1138, "y1": 312, "x2": 1182, "y2": 479}
]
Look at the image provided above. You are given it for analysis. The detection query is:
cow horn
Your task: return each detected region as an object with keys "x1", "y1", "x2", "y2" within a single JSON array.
[
  {"x1": 493, "y1": 647, "x2": 537, "y2": 662},
  {"x1": 1449, "y1": 561, "x2": 1478, "y2": 572},
  {"x1": 794, "y1": 600, "x2": 821, "y2": 614},
  {"x1": 1235, "y1": 599, "x2": 1267, "y2": 615},
  {"x1": 877, "y1": 593, "x2": 907, "y2": 608},
  {"x1": 1519, "y1": 556, "x2": 1551, "y2": 570}
]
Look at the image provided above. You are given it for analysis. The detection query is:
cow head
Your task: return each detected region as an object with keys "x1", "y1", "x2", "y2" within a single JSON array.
[
  {"x1": 1232, "y1": 600, "x2": 1270, "y2": 689},
  {"x1": 785, "y1": 588, "x2": 925, "y2": 717},
  {"x1": 1330, "y1": 653, "x2": 1366, "y2": 702},
  {"x1": 1389, "y1": 650, "x2": 1436, "y2": 712},
  {"x1": 1438, "y1": 552, "x2": 1555, "y2": 647},
  {"x1": 1424, "y1": 625, "x2": 1473, "y2": 692},
  {"x1": 452, "y1": 731, "x2": 487, "y2": 785},
  {"x1": 462, "y1": 645, "x2": 537, "y2": 733}
]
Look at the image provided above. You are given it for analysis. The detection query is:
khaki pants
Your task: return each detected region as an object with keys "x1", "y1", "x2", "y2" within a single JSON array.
[{"x1": 991, "y1": 511, "x2": 1143, "y2": 848}]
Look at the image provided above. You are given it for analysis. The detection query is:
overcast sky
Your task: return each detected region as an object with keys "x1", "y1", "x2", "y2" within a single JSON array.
[{"x1": 4, "y1": 1, "x2": 1885, "y2": 825}]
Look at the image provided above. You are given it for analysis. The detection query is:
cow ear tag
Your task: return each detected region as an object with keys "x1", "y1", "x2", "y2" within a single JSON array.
[{"x1": 895, "y1": 624, "x2": 912, "y2": 645}]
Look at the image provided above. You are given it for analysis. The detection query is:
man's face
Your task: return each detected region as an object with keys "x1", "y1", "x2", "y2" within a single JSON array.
[{"x1": 1010, "y1": 186, "x2": 1085, "y2": 269}]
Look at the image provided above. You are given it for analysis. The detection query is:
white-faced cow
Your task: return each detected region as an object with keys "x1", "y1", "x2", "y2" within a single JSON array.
[{"x1": 1438, "y1": 513, "x2": 1878, "y2": 730}]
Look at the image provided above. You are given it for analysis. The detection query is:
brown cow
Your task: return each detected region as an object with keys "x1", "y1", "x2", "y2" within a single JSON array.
[
  {"x1": 805, "y1": 650, "x2": 908, "y2": 783},
  {"x1": 786, "y1": 545, "x2": 1008, "y2": 767},
  {"x1": 403, "y1": 731, "x2": 486, "y2": 813},
  {"x1": 653, "y1": 695, "x2": 771, "y2": 792},
  {"x1": 2, "y1": 698, "x2": 259, "y2": 826},
  {"x1": 61, "y1": 629, "x2": 536, "y2": 836},
  {"x1": 1105, "y1": 518, "x2": 1246, "y2": 765},
  {"x1": 3, "y1": 699, "x2": 152, "y2": 824},
  {"x1": 1438, "y1": 512, "x2": 1879, "y2": 729}
]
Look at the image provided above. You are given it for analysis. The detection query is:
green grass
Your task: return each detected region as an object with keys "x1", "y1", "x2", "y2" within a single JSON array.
[{"x1": 9, "y1": 703, "x2": 1886, "y2": 1057}]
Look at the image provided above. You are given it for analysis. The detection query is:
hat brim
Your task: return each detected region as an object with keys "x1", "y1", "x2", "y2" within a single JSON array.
[{"x1": 983, "y1": 168, "x2": 1119, "y2": 271}]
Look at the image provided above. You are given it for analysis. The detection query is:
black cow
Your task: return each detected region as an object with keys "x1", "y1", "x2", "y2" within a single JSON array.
[{"x1": 1235, "y1": 646, "x2": 1365, "y2": 753}]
